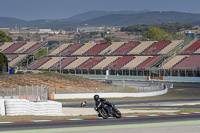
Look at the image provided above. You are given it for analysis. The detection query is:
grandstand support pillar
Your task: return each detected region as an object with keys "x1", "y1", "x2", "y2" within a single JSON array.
[
  {"x1": 26, "y1": 57, "x2": 28, "y2": 70},
  {"x1": 170, "y1": 69, "x2": 172, "y2": 76},
  {"x1": 193, "y1": 69, "x2": 195, "y2": 76},
  {"x1": 143, "y1": 69, "x2": 144, "y2": 76},
  {"x1": 185, "y1": 69, "x2": 186, "y2": 77}
]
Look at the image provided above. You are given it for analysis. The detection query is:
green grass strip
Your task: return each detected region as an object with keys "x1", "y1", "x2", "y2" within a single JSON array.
[{"x1": 2, "y1": 120, "x2": 200, "y2": 133}]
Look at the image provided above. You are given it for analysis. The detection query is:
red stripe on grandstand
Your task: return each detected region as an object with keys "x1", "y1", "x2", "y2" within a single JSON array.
[
  {"x1": 29, "y1": 57, "x2": 51, "y2": 69},
  {"x1": 142, "y1": 41, "x2": 171, "y2": 55},
  {"x1": 25, "y1": 42, "x2": 46, "y2": 54},
  {"x1": 182, "y1": 40, "x2": 200, "y2": 54},
  {"x1": 107, "y1": 56, "x2": 135, "y2": 69},
  {"x1": 173, "y1": 55, "x2": 200, "y2": 69},
  {"x1": 84, "y1": 42, "x2": 111, "y2": 55},
  {"x1": 112, "y1": 41, "x2": 140, "y2": 55},
  {"x1": 2, "y1": 42, "x2": 26, "y2": 53},
  {"x1": 137, "y1": 56, "x2": 161, "y2": 69},
  {"x1": 60, "y1": 43, "x2": 84, "y2": 56},
  {"x1": 78, "y1": 56, "x2": 105, "y2": 69}
]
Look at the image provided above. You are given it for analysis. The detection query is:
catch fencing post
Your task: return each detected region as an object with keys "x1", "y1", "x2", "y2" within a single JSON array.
[
  {"x1": 19, "y1": 86, "x2": 21, "y2": 99},
  {"x1": 32, "y1": 85, "x2": 34, "y2": 102},
  {"x1": 36, "y1": 85, "x2": 38, "y2": 101},
  {"x1": 45, "y1": 85, "x2": 47, "y2": 101},
  {"x1": 25, "y1": 85, "x2": 28, "y2": 100},
  {"x1": 41, "y1": 85, "x2": 43, "y2": 101}
]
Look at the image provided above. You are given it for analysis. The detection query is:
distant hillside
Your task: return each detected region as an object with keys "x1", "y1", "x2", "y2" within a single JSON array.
[
  {"x1": 0, "y1": 17, "x2": 29, "y2": 28},
  {"x1": 67, "y1": 10, "x2": 150, "y2": 21},
  {"x1": 1, "y1": 11, "x2": 200, "y2": 28},
  {"x1": 83, "y1": 11, "x2": 200, "y2": 27}
]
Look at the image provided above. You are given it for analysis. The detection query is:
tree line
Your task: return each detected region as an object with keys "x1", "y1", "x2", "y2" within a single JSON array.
[{"x1": 121, "y1": 23, "x2": 192, "y2": 34}]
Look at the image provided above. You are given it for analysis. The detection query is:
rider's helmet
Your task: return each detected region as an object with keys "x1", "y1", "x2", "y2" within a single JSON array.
[{"x1": 94, "y1": 95, "x2": 100, "y2": 101}]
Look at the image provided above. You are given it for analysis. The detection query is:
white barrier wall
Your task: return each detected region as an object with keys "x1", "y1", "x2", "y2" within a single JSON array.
[
  {"x1": 54, "y1": 88, "x2": 168, "y2": 99},
  {"x1": 0, "y1": 100, "x2": 5, "y2": 116},
  {"x1": 4, "y1": 99, "x2": 62, "y2": 116}
]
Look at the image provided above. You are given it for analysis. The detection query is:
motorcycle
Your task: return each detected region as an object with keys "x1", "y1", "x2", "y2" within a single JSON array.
[{"x1": 94, "y1": 102, "x2": 122, "y2": 119}]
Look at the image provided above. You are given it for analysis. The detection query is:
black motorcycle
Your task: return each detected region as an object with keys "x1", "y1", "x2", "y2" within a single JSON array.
[{"x1": 94, "y1": 102, "x2": 122, "y2": 119}]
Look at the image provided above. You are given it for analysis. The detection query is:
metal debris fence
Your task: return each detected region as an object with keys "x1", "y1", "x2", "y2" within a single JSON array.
[{"x1": 0, "y1": 83, "x2": 165, "y2": 100}]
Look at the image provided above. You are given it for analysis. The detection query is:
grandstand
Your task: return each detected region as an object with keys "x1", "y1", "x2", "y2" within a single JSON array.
[
  {"x1": 181, "y1": 40, "x2": 200, "y2": 54},
  {"x1": 77, "y1": 57, "x2": 105, "y2": 69},
  {"x1": 0, "y1": 41, "x2": 47, "y2": 67},
  {"x1": 128, "y1": 41, "x2": 155, "y2": 54},
  {"x1": 84, "y1": 42, "x2": 111, "y2": 55},
  {"x1": 142, "y1": 41, "x2": 171, "y2": 55},
  {"x1": 98, "y1": 42, "x2": 126, "y2": 55},
  {"x1": 112, "y1": 41, "x2": 140, "y2": 55},
  {"x1": 4, "y1": 39, "x2": 197, "y2": 77},
  {"x1": 173, "y1": 55, "x2": 200, "y2": 69},
  {"x1": 60, "y1": 43, "x2": 84, "y2": 56},
  {"x1": 72, "y1": 43, "x2": 96, "y2": 55}
]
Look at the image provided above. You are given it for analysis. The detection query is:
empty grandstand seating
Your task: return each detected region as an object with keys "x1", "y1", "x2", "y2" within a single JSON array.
[
  {"x1": 0, "y1": 42, "x2": 14, "y2": 52},
  {"x1": 106, "y1": 56, "x2": 135, "y2": 69},
  {"x1": 84, "y1": 42, "x2": 111, "y2": 55},
  {"x1": 60, "y1": 43, "x2": 84, "y2": 56},
  {"x1": 142, "y1": 41, "x2": 171, "y2": 55},
  {"x1": 137, "y1": 56, "x2": 162, "y2": 69},
  {"x1": 92, "y1": 56, "x2": 120, "y2": 69},
  {"x1": 51, "y1": 57, "x2": 77, "y2": 70},
  {"x1": 112, "y1": 41, "x2": 140, "y2": 55},
  {"x1": 49, "y1": 43, "x2": 71, "y2": 56},
  {"x1": 181, "y1": 40, "x2": 200, "y2": 54},
  {"x1": 122, "y1": 56, "x2": 151, "y2": 69},
  {"x1": 2, "y1": 42, "x2": 26, "y2": 53},
  {"x1": 29, "y1": 57, "x2": 51, "y2": 69},
  {"x1": 98, "y1": 42, "x2": 126, "y2": 55},
  {"x1": 64, "y1": 57, "x2": 90, "y2": 69},
  {"x1": 158, "y1": 40, "x2": 183, "y2": 54},
  {"x1": 78, "y1": 57, "x2": 105, "y2": 69},
  {"x1": 8, "y1": 54, "x2": 18, "y2": 60},
  {"x1": 24, "y1": 42, "x2": 47, "y2": 54},
  {"x1": 161, "y1": 55, "x2": 186, "y2": 69},
  {"x1": 39, "y1": 57, "x2": 64, "y2": 70},
  {"x1": 14, "y1": 42, "x2": 36, "y2": 53},
  {"x1": 173, "y1": 55, "x2": 200, "y2": 69},
  {"x1": 9, "y1": 54, "x2": 27, "y2": 67},
  {"x1": 194, "y1": 48, "x2": 200, "y2": 53},
  {"x1": 72, "y1": 43, "x2": 96, "y2": 55},
  {"x1": 128, "y1": 41, "x2": 155, "y2": 55},
  {"x1": 0, "y1": 42, "x2": 4, "y2": 47}
]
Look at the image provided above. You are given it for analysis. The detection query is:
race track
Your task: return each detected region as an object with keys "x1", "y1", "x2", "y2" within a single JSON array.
[{"x1": 1, "y1": 113, "x2": 200, "y2": 132}]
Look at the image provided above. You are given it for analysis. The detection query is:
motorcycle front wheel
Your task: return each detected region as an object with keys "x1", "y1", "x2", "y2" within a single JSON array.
[{"x1": 99, "y1": 108, "x2": 109, "y2": 119}]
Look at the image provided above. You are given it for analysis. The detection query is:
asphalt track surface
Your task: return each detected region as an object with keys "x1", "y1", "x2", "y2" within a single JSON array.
[
  {"x1": 1, "y1": 113, "x2": 200, "y2": 132},
  {"x1": 62, "y1": 99, "x2": 200, "y2": 108}
]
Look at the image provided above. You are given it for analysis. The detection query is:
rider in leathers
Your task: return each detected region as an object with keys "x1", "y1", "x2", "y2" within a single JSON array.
[{"x1": 94, "y1": 95, "x2": 112, "y2": 116}]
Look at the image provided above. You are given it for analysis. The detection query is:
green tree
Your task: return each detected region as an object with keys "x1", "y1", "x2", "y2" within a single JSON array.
[
  {"x1": 0, "y1": 52, "x2": 8, "y2": 72},
  {"x1": 145, "y1": 28, "x2": 169, "y2": 41},
  {"x1": 104, "y1": 37, "x2": 112, "y2": 42},
  {"x1": 0, "y1": 30, "x2": 13, "y2": 42}
]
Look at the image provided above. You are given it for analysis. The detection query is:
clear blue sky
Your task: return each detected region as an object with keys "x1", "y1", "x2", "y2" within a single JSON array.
[{"x1": 0, "y1": 0, "x2": 200, "y2": 20}]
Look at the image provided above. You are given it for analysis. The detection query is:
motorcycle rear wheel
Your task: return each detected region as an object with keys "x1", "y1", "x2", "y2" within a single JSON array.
[{"x1": 113, "y1": 108, "x2": 122, "y2": 118}]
